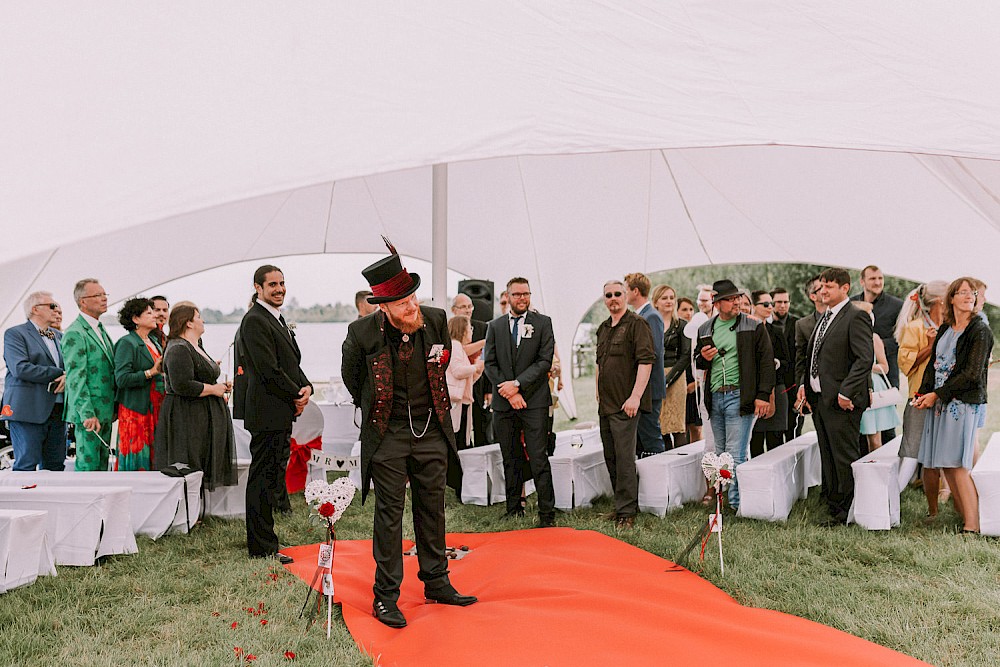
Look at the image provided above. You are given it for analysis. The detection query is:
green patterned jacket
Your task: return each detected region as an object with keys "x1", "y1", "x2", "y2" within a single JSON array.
[{"x1": 61, "y1": 315, "x2": 117, "y2": 425}]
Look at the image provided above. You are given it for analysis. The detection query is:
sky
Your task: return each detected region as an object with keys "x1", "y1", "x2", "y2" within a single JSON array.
[{"x1": 140, "y1": 254, "x2": 470, "y2": 312}]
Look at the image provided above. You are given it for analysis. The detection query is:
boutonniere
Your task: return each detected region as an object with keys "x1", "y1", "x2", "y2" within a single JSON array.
[
  {"x1": 287, "y1": 322, "x2": 297, "y2": 334},
  {"x1": 428, "y1": 344, "x2": 449, "y2": 366},
  {"x1": 522, "y1": 323, "x2": 534, "y2": 339}
]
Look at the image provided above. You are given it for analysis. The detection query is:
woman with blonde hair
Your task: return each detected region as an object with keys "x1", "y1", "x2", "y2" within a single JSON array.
[
  {"x1": 652, "y1": 284, "x2": 689, "y2": 448},
  {"x1": 913, "y1": 277, "x2": 993, "y2": 533},
  {"x1": 894, "y1": 281, "x2": 948, "y2": 506}
]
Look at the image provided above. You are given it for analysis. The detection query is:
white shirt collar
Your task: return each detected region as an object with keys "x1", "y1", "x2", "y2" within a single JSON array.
[
  {"x1": 825, "y1": 298, "x2": 850, "y2": 322},
  {"x1": 257, "y1": 300, "x2": 282, "y2": 320},
  {"x1": 80, "y1": 312, "x2": 102, "y2": 330}
]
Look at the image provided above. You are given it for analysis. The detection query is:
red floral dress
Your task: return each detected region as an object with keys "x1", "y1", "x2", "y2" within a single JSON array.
[{"x1": 116, "y1": 340, "x2": 165, "y2": 471}]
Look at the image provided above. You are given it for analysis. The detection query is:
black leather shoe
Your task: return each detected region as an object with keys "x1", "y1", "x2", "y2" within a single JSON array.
[
  {"x1": 818, "y1": 517, "x2": 847, "y2": 528},
  {"x1": 250, "y1": 552, "x2": 294, "y2": 564},
  {"x1": 537, "y1": 515, "x2": 556, "y2": 528},
  {"x1": 502, "y1": 508, "x2": 525, "y2": 519},
  {"x1": 425, "y1": 587, "x2": 478, "y2": 606},
  {"x1": 373, "y1": 599, "x2": 407, "y2": 628}
]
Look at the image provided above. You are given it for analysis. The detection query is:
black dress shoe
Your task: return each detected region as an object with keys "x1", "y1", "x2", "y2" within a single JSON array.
[
  {"x1": 425, "y1": 587, "x2": 478, "y2": 606},
  {"x1": 537, "y1": 515, "x2": 556, "y2": 528},
  {"x1": 250, "y1": 552, "x2": 294, "y2": 564},
  {"x1": 502, "y1": 508, "x2": 525, "y2": 519},
  {"x1": 373, "y1": 599, "x2": 407, "y2": 628},
  {"x1": 818, "y1": 517, "x2": 847, "y2": 528}
]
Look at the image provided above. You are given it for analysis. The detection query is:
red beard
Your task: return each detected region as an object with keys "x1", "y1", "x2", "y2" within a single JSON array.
[{"x1": 386, "y1": 307, "x2": 424, "y2": 334}]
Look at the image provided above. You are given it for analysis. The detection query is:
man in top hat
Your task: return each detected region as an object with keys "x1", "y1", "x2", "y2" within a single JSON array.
[
  {"x1": 342, "y1": 239, "x2": 477, "y2": 629},
  {"x1": 694, "y1": 279, "x2": 775, "y2": 511}
]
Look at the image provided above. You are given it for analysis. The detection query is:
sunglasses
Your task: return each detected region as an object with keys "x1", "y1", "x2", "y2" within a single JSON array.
[
  {"x1": 604, "y1": 291, "x2": 623, "y2": 299},
  {"x1": 755, "y1": 302, "x2": 774, "y2": 307},
  {"x1": 35, "y1": 303, "x2": 59, "y2": 310}
]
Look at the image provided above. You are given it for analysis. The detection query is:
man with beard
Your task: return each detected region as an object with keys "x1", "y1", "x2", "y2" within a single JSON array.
[
  {"x1": 150, "y1": 295, "x2": 170, "y2": 349},
  {"x1": 342, "y1": 241, "x2": 477, "y2": 629},
  {"x1": 233, "y1": 265, "x2": 312, "y2": 563},
  {"x1": 483, "y1": 277, "x2": 556, "y2": 526}
]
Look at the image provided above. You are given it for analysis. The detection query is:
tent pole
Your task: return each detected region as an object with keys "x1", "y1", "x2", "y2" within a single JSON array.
[{"x1": 432, "y1": 163, "x2": 448, "y2": 307}]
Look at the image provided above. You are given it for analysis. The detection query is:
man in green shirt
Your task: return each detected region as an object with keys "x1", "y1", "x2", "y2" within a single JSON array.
[{"x1": 694, "y1": 279, "x2": 775, "y2": 511}]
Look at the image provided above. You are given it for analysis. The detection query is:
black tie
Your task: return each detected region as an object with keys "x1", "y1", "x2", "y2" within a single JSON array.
[
  {"x1": 511, "y1": 316, "x2": 522, "y2": 348},
  {"x1": 810, "y1": 311, "x2": 832, "y2": 378}
]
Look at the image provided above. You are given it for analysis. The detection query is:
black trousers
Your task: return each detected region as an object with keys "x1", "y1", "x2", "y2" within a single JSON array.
[
  {"x1": 370, "y1": 420, "x2": 451, "y2": 602},
  {"x1": 246, "y1": 429, "x2": 291, "y2": 557},
  {"x1": 494, "y1": 406, "x2": 555, "y2": 518},
  {"x1": 812, "y1": 397, "x2": 865, "y2": 521}
]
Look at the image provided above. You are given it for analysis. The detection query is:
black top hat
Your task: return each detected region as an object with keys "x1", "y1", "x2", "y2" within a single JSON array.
[
  {"x1": 362, "y1": 238, "x2": 421, "y2": 304},
  {"x1": 711, "y1": 279, "x2": 741, "y2": 303}
]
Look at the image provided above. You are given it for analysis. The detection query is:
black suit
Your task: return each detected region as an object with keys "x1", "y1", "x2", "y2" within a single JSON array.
[
  {"x1": 800, "y1": 302, "x2": 873, "y2": 521},
  {"x1": 341, "y1": 307, "x2": 458, "y2": 602},
  {"x1": 233, "y1": 302, "x2": 310, "y2": 558},
  {"x1": 483, "y1": 311, "x2": 556, "y2": 519}
]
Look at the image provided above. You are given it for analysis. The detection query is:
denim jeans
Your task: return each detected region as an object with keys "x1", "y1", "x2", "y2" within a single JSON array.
[{"x1": 710, "y1": 390, "x2": 755, "y2": 509}]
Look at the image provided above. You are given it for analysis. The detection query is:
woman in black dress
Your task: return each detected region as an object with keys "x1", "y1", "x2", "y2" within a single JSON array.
[{"x1": 153, "y1": 304, "x2": 236, "y2": 490}]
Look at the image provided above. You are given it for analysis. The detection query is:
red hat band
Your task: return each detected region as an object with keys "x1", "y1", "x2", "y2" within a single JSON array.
[{"x1": 371, "y1": 270, "x2": 415, "y2": 299}]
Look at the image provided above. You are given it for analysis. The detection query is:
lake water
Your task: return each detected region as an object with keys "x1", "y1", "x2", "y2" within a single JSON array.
[{"x1": 103, "y1": 322, "x2": 351, "y2": 383}]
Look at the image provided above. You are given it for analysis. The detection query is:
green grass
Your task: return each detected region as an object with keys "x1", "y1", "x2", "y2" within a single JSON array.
[{"x1": 3, "y1": 375, "x2": 1000, "y2": 666}]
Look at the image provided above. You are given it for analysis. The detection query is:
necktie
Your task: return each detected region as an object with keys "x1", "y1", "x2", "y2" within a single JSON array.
[
  {"x1": 399, "y1": 337, "x2": 413, "y2": 364},
  {"x1": 810, "y1": 311, "x2": 832, "y2": 378},
  {"x1": 38, "y1": 328, "x2": 54, "y2": 340},
  {"x1": 97, "y1": 322, "x2": 113, "y2": 351},
  {"x1": 511, "y1": 316, "x2": 522, "y2": 348}
]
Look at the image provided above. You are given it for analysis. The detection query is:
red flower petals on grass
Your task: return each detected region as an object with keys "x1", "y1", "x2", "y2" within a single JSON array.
[
  {"x1": 284, "y1": 651, "x2": 296, "y2": 660},
  {"x1": 231, "y1": 621, "x2": 238, "y2": 630},
  {"x1": 211, "y1": 612, "x2": 220, "y2": 617},
  {"x1": 260, "y1": 619, "x2": 268, "y2": 626}
]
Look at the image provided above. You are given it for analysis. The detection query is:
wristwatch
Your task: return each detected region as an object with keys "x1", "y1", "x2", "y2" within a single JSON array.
[{"x1": 512, "y1": 380, "x2": 520, "y2": 388}]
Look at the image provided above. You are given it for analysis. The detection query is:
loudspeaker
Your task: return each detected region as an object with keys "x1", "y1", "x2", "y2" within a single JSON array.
[{"x1": 458, "y1": 279, "x2": 495, "y2": 322}]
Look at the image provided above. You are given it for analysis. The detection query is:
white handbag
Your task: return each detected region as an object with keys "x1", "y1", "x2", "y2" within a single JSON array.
[{"x1": 868, "y1": 369, "x2": 901, "y2": 410}]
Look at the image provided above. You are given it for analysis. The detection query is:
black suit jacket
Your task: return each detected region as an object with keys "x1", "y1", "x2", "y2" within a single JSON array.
[
  {"x1": 470, "y1": 319, "x2": 492, "y2": 401},
  {"x1": 800, "y1": 302, "x2": 874, "y2": 410},
  {"x1": 483, "y1": 311, "x2": 555, "y2": 412},
  {"x1": 232, "y1": 302, "x2": 311, "y2": 432},
  {"x1": 341, "y1": 306, "x2": 456, "y2": 503}
]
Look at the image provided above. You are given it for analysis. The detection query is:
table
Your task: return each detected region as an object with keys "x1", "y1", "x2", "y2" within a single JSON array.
[
  {"x1": 972, "y1": 433, "x2": 1000, "y2": 537},
  {"x1": 550, "y1": 427, "x2": 612, "y2": 510},
  {"x1": 637, "y1": 449, "x2": 706, "y2": 517},
  {"x1": 0, "y1": 470, "x2": 203, "y2": 539},
  {"x1": 848, "y1": 436, "x2": 902, "y2": 530},
  {"x1": 203, "y1": 459, "x2": 251, "y2": 519},
  {"x1": 457, "y1": 444, "x2": 535, "y2": 506},
  {"x1": 0, "y1": 486, "x2": 137, "y2": 565},
  {"x1": 0, "y1": 509, "x2": 57, "y2": 593},
  {"x1": 736, "y1": 445, "x2": 802, "y2": 522}
]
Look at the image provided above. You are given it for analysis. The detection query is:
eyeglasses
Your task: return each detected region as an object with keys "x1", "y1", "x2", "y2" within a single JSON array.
[
  {"x1": 509, "y1": 291, "x2": 531, "y2": 298},
  {"x1": 773, "y1": 300, "x2": 789, "y2": 305},
  {"x1": 33, "y1": 303, "x2": 58, "y2": 310},
  {"x1": 955, "y1": 290, "x2": 979, "y2": 298},
  {"x1": 810, "y1": 288, "x2": 821, "y2": 295},
  {"x1": 604, "y1": 291, "x2": 623, "y2": 299},
  {"x1": 81, "y1": 292, "x2": 109, "y2": 299}
]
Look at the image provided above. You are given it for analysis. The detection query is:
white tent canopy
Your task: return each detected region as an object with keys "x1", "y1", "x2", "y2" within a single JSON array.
[{"x1": 5, "y1": 2, "x2": 1000, "y2": 413}]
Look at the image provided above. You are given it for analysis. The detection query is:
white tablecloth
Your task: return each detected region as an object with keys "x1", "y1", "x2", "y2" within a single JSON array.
[
  {"x1": 848, "y1": 437, "x2": 902, "y2": 530},
  {"x1": 0, "y1": 470, "x2": 203, "y2": 538},
  {"x1": 0, "y1": 509, "x2": 57, "y2": 593},
  {"x1": 203, "y1": 459, "x2": 251, "y2": 519},
  {"x1": 780, "y1": 431, "x2": 822, "y2": 491},
  {"x1": 972, "y1": 434, "x2": 1000, "y2": 536},
  {"x1": 0, "y1": 486, "x2": 137, "y2": 565},
  {"x1": 550, "y1": 428, "x2": 612, "y2": 510},
  {"x1": 737, "y1": 445, "x2": 802, "y2": 522},
  {"x1": 457, "y1": 444, "x2": 535, "y2": 506},
  {"x1": 637, "y1": 449, "x2": 706, "y2": 517},
  {"x1": 315, "y1": 402, "x2": 361, "y2": 456}
]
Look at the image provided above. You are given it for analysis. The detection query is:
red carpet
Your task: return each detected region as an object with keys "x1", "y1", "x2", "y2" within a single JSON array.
[{"x1": 283, "y1": 529, "x2": 927, "y2": 667}]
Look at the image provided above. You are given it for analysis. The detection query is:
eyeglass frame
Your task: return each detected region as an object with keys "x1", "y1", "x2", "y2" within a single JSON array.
[{"x1": 604, "y1": 291, "x2": 624, "y2": 299}]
